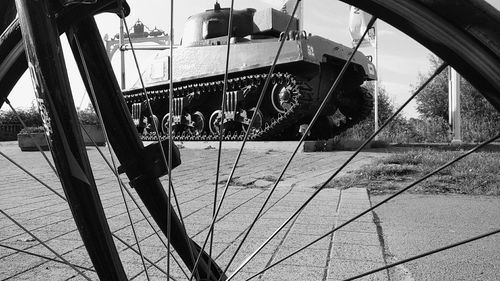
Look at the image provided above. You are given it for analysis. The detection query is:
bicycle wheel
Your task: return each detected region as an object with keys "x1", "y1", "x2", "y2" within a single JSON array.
[{"x1": 0, "y1": 0, "x2": 499, "y2": 280}]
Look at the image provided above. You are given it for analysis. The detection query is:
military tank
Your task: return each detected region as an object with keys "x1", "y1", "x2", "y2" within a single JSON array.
[{"x1": 123, "y1": 1, "x2": 377, "y2": 141}]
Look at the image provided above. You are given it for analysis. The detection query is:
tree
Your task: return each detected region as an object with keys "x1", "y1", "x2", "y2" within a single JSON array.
[
  {"x1": 364, "y1": 83, "x2": 397, "y2": 124},
  {"x1": 0, "y1": 104, "x2": 42, "y2": 127},
  {"x1": 339, "y1": 84, "x2": 405, "y2": 141},
  {"x1": 413, "y1": 55, "x2": 500, "y2": 141},
  {"x1": 414, "y1": 55, "x2": 449, "y2": 120}
]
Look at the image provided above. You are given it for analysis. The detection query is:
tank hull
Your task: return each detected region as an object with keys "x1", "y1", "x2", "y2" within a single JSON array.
[{"x1": 128, "y1": 36, "x2": 376, "y2": 90}]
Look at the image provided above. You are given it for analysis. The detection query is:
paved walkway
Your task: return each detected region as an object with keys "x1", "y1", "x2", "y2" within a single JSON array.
[{"x1": 0, "y1": 141, "x2": 389, "y2": 280}]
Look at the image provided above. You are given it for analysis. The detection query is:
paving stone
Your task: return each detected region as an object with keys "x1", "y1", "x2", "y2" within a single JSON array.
[
  {"x1": 252, "y1": 179, "x2": 273, "y2": 188},
  {"x1": 337, "y1": 221, "x2": 378, "y2": 234},
  {"x1": 274, "y1": 247, "x2": 329, "y2": 267},
  {"x1": 334, "y1": 230, "x2": 381, "y2": 246},
  {"x1": 0, "y1": 142, "x2": 386, "y2": 280},
  {"x1": 330, "y1": 243, "x2": 384, "y2": 263},
  {"x1": 327, "y1": 259, "x2": 388, "y2": 281},
  {"x1": 280, "y1": 234, "x2": 331, "y2": 251},
  {"x1": 260, "y1": 264, "x2": 325, "y2": 281}
]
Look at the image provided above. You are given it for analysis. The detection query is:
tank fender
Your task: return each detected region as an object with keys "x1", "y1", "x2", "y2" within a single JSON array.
[{"x1": 300, "y1": 35, "x2": 377, "y2": 81}]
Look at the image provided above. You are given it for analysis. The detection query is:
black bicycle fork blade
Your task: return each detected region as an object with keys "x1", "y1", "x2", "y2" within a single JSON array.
[{"x1": 15, "y1": 0, "x2": 127, "y2": 280}]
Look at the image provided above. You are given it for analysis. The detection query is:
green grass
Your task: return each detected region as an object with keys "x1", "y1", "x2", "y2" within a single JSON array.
[{"x1": 330, "y1": 149, "x2": 500, "y2": 196}]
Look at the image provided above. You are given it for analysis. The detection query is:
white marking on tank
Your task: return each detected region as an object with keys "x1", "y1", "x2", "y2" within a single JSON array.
[
  {"x1": 307, "y1": 45, "x2": 315, "y2": 57},
  {"x1": 368, "y1": 63, "x2": 375, "y2": 75}
]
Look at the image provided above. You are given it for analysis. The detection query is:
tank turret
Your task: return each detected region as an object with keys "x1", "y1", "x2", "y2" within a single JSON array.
[{"x1": 181, "y1": 3, "x2": 256, "y2": 46}]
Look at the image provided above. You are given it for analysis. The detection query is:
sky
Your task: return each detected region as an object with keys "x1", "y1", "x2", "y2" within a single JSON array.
[{"x1": 5, "y1": 0, "x2": 500, "y2": 118}]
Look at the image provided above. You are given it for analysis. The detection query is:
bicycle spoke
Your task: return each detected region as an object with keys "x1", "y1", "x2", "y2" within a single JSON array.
[
  {"x1": 3, "y1": 98, "x2": 58, "y2": 177},
  {"x1": 225, "y1": 15, "x2": 377, "y2": 281},
  {"x1": 2, "y1": 138, "x2": 176, "y2": 278},
  {"x1": 120, "y1": 13, "x2": 197, "y2": 271},
  {"x1": 0, "y1": 150, "x2": 66, "y2": 201},
  {"x1": 209, "y1": 0, "x2": 235, "y2": 279},
  {"x1": 15, "y1": 0, "x2": 129, "y2": 278},
  {"x1": 68, "y1": 10, "x2": 202, "y2": 278},
  {"x1": 115, "y1": 171, "x2": 151, "y2": 281},
  {"x1": 81, "y1": 124, "x2": 190, "y2": 280},
  {"x1": 90, "y1": 6, "x2": 206, "y2": 278},
  {"x1": 344, "y1": 228, "x2": 500, "y2": 280},
  {"x1": 228, "y1": 61, "x2": 449, "y2": 269},
  {"x1": 228, "y1": 59, "x2": 447, "y2": 280},
  {"x1": 245, "y1": 133, "x2": 500, "y2": 280},
  {"x1": 167, "y1": 0, "x2": 176, "y2": 277},
  {"x1": 0, "y1": 209, "x2": 92, "y2": 281},
  {"x1": 191, "y1": 2, "x2": 303, "y2": 279},
  {"x1": 0, "y1": 243, "x2": 95, "y2": 272},
  {"x1": 74, "y1": 36, "x2": 151, "y2": 281},
  {"x1": 111, "y1": 233, "x2": 176, "y2": 279}
]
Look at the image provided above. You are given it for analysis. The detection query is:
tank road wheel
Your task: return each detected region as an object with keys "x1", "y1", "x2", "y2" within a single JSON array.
[
  {"x1": 191, "y1": 111, "x2": 205, "y2": 136},
  {"x1": 209, "y1": 109, "x2": 224, "y2": 135},
  {"x1": 242, "y1": 107, "x2": 263, "y2": 134},
  {"x1": 163, "y1": 112, "x2": 205, "y2": 136},
  {"x1": 161, "y1": 113, "x2": 176, "y2": 135},
  {"x1": 146, "y1": 114, "x2": 159, "y2": 134},
  {"x1": 271, "y1": 83, "x2": 293, "y2": 113}
]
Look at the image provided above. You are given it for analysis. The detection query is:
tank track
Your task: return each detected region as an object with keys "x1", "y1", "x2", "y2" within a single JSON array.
[
  {"x1": 126, "y1": 72, "x2": 312, "y2": 141},
  {"x1": 124, "y1": 73, "x2": 372, "y2": 141}
]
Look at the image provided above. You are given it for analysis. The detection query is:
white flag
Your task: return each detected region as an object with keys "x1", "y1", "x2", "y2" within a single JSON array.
[
  {"x1": 281, "y1": 0, "x2": 304, "y2": 30},
  {"x1": 348, "y1": 6, "x2": 376, "y2": 48}
]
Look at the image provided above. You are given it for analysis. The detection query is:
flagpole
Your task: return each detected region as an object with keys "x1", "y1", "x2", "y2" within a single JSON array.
[
  {"x1": 119, "y1": 18, "x2": 125, "y2": 90},
  {"x1": 373, "y1": 21, "x2": 379, "y2": 139},
  {"x1": 347, "y1": 6, "x2": 378, "y2": 138},
  {"x1": 449, "y1": 67, "x2": 462, "y2": 144}
]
